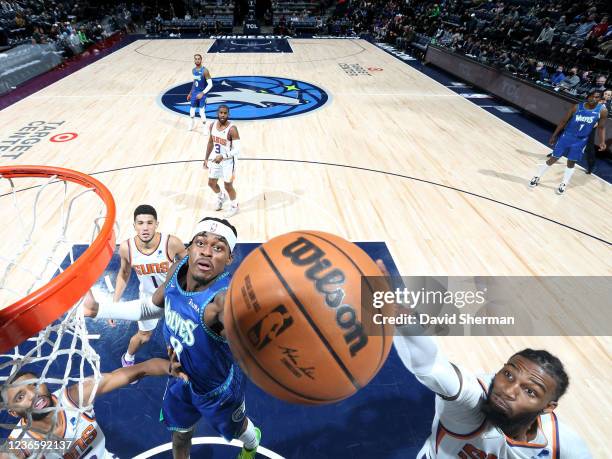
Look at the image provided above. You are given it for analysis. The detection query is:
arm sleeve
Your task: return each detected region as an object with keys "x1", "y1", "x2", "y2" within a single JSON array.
[
  {"x1": 202, "y1": 78, "x2": 213, "y2": 95},
  {"x1": 95, "y1": 297, "x2": 164, "y2": 321},
  {"x1": 393, "y1": 328, "x2": 486, "y2": 433},
  {"x1": 393, "y1": 330, "x2": 460, "y2": 398}
]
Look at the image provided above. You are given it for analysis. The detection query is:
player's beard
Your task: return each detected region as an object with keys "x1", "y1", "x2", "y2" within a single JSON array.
[
  {"x1": 481, "y1": 383, "x2": 541, "y2": 435},
  {"x1": 481, "y1": 397, "x2": 540, "y2": 434}
]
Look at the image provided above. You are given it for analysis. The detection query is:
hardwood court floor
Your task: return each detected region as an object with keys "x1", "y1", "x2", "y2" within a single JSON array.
[{"x1": 0, "y1": 39, "x2": 610, "y2": 456}]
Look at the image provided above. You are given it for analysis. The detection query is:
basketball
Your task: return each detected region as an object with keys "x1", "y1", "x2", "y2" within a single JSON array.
[{"x1": 224, "y1": 230, "x2": 395, "y2": 405}]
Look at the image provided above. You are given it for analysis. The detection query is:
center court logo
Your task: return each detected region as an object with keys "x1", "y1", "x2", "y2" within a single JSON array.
[{"x1": 158, "y1": 76, "x2": 329, "y2": 121}]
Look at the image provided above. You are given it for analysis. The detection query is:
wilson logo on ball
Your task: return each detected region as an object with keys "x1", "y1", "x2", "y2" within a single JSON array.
[
  {"x1": 281, "y1": 237, "x2": 368, "y2": 357},
  {"x1": 247, "y1": 304, "x2": 294, "y2": 350}
]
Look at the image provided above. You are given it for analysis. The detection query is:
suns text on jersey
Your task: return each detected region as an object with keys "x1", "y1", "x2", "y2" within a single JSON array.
[{"x1": 133, "y1": 262, "x2": 169, "y2": 276}]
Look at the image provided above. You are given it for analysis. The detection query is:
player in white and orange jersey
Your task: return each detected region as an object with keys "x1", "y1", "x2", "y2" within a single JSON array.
[
  {"x1": 378, "y1": 261, "x2": 592, "y2": 459},
  {"x1": 1, "y1": 359, "x2": 169, "y2": 458},
  {"x1": 112, "y1": 205, "x2": 186, "y2": 367},
  {"x1": 204, "y1": 105, "x2": 240, "y2": 218}
]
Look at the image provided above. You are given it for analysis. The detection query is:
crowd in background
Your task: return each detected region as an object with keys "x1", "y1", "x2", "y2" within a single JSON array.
[
  {"x1": 0, "y1": 1, "x2": 143, "y2": 55},
  {"x1": 335, "y1": 0, "x2": 611, "y2": 100}
]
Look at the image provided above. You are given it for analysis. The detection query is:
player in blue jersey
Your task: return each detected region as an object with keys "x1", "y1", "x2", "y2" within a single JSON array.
[
  {"x1": 187, "y1": 53, "x2": 213, "y2": 132},
  {"x1": 529, "y1": 89, "x2": 607, "y2": 194},
  {"x1": 84, "y1": 217, "x2": 261, "y2": 459}
]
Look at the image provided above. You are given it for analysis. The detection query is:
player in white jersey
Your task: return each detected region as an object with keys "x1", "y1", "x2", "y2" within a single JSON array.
[
  {"x1": 204, "y1": 105, "x2": 240, "y2": 218},
  {"x1": 1, "y1": 359, "x2": 169, "y2": 458},
  {"x1": 113, "y1": 205, "x2": 186, "y2": 367},
  {"x1": 378, "y1": 261, "x2": 592, "y2": 459}
]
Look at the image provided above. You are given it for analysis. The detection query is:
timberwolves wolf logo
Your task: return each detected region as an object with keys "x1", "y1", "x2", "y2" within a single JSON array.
[{"x1": 159, "y1": 76, "x2": 329, "y2": 120}]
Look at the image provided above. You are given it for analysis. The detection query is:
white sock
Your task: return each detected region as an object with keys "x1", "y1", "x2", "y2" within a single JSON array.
[
  {"x1": 124, "y1": 351, "x2": 135, "y2": 361},
  {"x1": 189, "y1": 107, "x2": 196, "y2": 118},
  {"x1": 199, "y1": 107, "x2": 206, "y2": 123},
  {"x1": 230, "y1": 199, "x2": 238, "y2": 208},
  {"x1": 536, "y1": 163, "x2": 550, "y2": 178},
  {"x1": 238, "y1": 418, "x2": 258, "y2": 450},
  {"x1": 562, "y1": 167, "x2": 575, "y2": 185}
]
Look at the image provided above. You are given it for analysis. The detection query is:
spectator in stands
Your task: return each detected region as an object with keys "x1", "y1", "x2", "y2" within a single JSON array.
[
  {"x1": 589, "y1": 14, "x2": 608, "y2": 39},
  {"x1": 568, "y1": 14, "x2": 597, "y2": 45},
  {"x1": 591, "y1": 74, "x2": 608, "y2": 92},
  {"x1": 535, "y1": 21, "x2": 555, "y2": 47},
  {"x1": 555, "y1": 67, "x2": 580, "y2": 90},
  {"x1": 602, "y1": 89, "x2": 612, "y2": 114},
  {"x1": 574, "y1": 70, "x2": 594, "y2": 95},
  {"x1": 550, "y1": 66, "x2": 566, "y2": 85},
  {"x1": 530, "y1": 61, "x2": 549, "y2": 81}
]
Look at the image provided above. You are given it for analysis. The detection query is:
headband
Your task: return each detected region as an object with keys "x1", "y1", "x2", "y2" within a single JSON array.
[{"x1": 192, "y1": 219, "x2": 237, "y2": 252}]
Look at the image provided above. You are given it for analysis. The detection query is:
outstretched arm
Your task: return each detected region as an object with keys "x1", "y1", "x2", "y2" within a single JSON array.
[
  {"x1": 83, "y1": 261, "x2": 182, "y2": 320},
  {"x1": 377, "y1": 260, "x2": 461, "y2": 399},
  {"x1": 68, "y1": 358, "x2": 170, "y2": 405}
]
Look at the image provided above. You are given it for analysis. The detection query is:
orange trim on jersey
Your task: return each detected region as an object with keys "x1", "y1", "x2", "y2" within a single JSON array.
[
  {"x1": 166, "y1": 234, "x2": 173, "y2": 263},
  {"x1": 504, "y1": 416, "x2": 548, "y2": 448},
  {"x1": 63, "y1": 387, "x2": 96, "y2": 423},
  {"x1": 551, "y1": 412, "x2": 559, "y2": 459},
  {"x1": 435, "y1": 423, "x2": 445, "y2": 452},
  {"x1": 439, "y1": 419, "x2": 488, "y2": 441},
  {"x1": 133, "y1": 232, "x2": 162, "y2": 257}
]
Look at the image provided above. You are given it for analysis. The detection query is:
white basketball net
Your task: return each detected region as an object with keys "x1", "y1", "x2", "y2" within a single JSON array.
[{"x1": 0, "y1": 172, "x2": 115, "y2": 457}]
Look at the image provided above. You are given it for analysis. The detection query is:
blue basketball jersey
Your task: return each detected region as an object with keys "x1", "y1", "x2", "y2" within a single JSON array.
[
  {"x1": 192, "y1": 66, "x2": 207, "y2": 92},
  {"x1": 162, "y1": 256, "x2": 237, "y2": 395},
  {"x1": 563, "y1": 103, "x2": 603, "y2": 139}
]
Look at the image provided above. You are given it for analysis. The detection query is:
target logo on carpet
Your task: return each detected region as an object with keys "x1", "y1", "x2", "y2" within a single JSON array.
[
  {"x1": 159, "y1": 76, "x2": 329, "y2": 121},
  {"x1": 0, "y1": 121, "x2": 67, "y2": 159},
  {"x1": 50, "y1": 132, "x2": 79, "y2": 143}
]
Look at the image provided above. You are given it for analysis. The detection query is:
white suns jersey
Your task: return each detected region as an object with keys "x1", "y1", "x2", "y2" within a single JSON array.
[
  {"x1": 209, "y1": 121, "x2": 234, "y2": 158},
  {"x1": 419, "y1": 373, "x2": 592, "y2": 459},
  {"x1": 128, "y1": 233, "x2": 171, "y2": 296},
  {"x1": 8, "y1": 388, "x2": 113, "y2": 458}
]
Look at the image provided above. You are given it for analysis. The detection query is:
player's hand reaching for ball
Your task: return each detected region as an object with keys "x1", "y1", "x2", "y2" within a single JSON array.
[{"x1": 167, "y1": 346, "x2": 189, "y2": 382}]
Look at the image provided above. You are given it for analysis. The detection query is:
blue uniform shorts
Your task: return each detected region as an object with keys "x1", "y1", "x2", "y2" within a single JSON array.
[
  {"x1": 190, "y1": 91, "x2": 206, "y2": 108},
  {"x1": 160, "y1": 366, "x2": 247, "y2": 440},
  {"x1": 551, "y1": 135, "x2": 588, "y2": 162}
]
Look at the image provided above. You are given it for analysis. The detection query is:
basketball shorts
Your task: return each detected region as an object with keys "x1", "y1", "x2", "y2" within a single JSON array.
[
  {"x1": 138, "y1": 292, "x2": 159, "y2": 332},
  {"x1": 551, "y1": 135, "x2": 588, "y2": 162},
  {"x1": 208, "y1": 157, "x2": 237, "y2": 183},
  {"x1": 160, "y1": 366, "x2": 247, "y2": 440},
  {"x1": 190, "y1": 91, "x2": 206, "y2": 108}
]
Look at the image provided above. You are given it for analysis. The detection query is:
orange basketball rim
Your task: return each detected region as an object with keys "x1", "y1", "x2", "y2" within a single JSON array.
[{"x1": 0, "y1": 166, "x2": 116, "y2": 353}]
